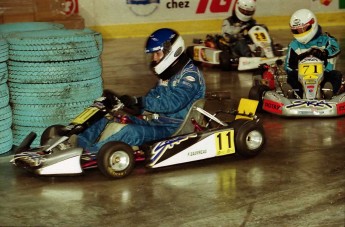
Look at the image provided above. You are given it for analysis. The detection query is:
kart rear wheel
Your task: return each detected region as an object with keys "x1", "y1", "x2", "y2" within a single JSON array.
[
  {"x1": 233, "y1": 119, "x2": 265, "y2": 158},
  {"x1": 40, "y1": 124, "x2": 66, "y2": 145},
  {"x1": 248, "y1": 85, "x2": 270, "y2": 113},
  {"x1": 97, "y1": 141, "x2": 135, "y2": 179}
]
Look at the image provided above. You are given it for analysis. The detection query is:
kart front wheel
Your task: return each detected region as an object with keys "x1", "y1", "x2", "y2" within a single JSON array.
[
  {"x1": 97, "y1": 141, "x2": 135, "y2": 179},
  {"x1": 40, "y1": 124, "x2": 66, "y2": 145},
  {"x1": 234, "y1": 119, "x2": 265, "y2": 158}
]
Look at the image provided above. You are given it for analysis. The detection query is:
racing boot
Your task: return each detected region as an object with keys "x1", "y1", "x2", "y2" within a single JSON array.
[
  {"x1": 282, "y1": 83, "x2": 295, "y2": 99},
  {"x1": 323, "y1": 82, "x2": 333, "y2": 99}
]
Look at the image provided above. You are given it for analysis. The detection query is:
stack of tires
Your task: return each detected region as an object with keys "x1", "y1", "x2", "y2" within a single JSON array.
[
  {"x1": 0, "y1": 38, "x2": 12, "y2": 154},
  {"x1": 7, "y1": 27, "x2": 104, "y2": 147}
]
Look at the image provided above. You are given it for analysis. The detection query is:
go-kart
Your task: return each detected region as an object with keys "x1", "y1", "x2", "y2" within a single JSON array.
[
  {"x1": 249, "y1": 56, "x2": 345, "y2": 117},
  {"x1": 186, "y1": 25, "x2": 286, "y2": 71},
  {"x1": 11, "y1": 94, "x2": 265, "y2": 179}
]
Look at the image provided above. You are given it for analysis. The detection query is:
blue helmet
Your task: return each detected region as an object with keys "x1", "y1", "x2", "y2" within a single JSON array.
[{"x1": 145, "y1": 28, "x2": 185, "y2": 77}]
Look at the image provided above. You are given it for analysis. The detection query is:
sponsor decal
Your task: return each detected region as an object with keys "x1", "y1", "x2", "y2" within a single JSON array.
[
  {"x1": 188, "y1": 149, "x2": 207, "y2": 156},
  {"x1": 318, "y1": 0, "x2": 332, "y2": 6},
  {"x1": 307, "y1": 85, "x2": 315, "y2": 93},
  {"x1": 174, "y1": 47, "x2": 183, "y2": 57},
  {"x1": 127, "y1": 0, "x2": 192, "y2": 16},
  {"x1": 286, "y1": 100, "x2": 333, "y2": 109},
  {"x1": 61, "y1": 0, "x2": 78, "y2": 15},
  {"x1": 152, "y1": 134, "x2": 197, "y2": 161},
  {"x1": 263, "y1": 99, "x2": 283, "y2": 114},
  {"x1": 127, "y1": 0, "x2": 160, "y2": 16},
  {"x1": 292, "y1": 18, "x2": 302, "y2": 27},
  {"x1": 336, "y1": 102, "x2": 345, "y2": 115},
  {"x1": 196, "y1": 0, "x2": 234, "y2": 13},
  {"x1": 166, "y1": 0, "x2": 190, "y2": 9}
]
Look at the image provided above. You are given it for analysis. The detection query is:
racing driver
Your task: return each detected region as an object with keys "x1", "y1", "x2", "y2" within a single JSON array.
[
  {"x1": 221, "y1": 0, "x2": 257, "y2": 57},
  {"x1": 284, "y1": 8, "x2": 342, "y2": 99},
  {"x1": 76, "y1": 28, "x2": 206, "y2": 153}
]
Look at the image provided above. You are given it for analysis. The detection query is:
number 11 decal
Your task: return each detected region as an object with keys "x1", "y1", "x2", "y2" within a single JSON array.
[{"x1": 215, "y1": 130, "x2": 235, "y2": 156}]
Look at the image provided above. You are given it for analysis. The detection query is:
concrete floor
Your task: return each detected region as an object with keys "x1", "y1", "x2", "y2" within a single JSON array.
[{"x1": 1, "y1": 27, "x2": 345, "y2": 226}]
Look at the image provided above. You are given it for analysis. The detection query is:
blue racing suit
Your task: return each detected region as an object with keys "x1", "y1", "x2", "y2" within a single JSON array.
[
  {"x1": 284, "y1": 26, "x2": 342, "y2": 96},
  {"x1": 77, "y1": 59, "x2": 205, "y2": 153}
]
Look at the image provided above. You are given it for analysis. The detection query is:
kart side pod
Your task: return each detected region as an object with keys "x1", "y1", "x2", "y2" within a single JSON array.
[{"x1": 34, "y1": 147, "x2": 83, "y2": 175}]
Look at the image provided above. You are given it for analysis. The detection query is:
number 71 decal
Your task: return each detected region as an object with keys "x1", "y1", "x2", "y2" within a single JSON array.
[{"x1": 215, "y1": 130, "x2": 235, "y2": 156}]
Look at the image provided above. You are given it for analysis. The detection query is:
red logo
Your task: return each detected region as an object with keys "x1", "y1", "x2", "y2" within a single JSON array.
[
  {"x1": 196, "y1": 0, "x2": 234, "y2": 14},
  {"x1": 336, "y1": 102, "x2": 345, "y2": 115},
  {"x1": 62, "y1": 0, "x2": 79, "y2": 15},
  {"x1": 263, "y1": 99, "x2": 283, "y2": 114}
]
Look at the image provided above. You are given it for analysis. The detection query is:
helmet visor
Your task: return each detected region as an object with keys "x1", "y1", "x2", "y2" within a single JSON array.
[
  {"x1": 291, "y1": 18, "x2": 315, "y2": 34},
  {"x1": 239, "y1": 7, "x2": 255, "y2": 16}
]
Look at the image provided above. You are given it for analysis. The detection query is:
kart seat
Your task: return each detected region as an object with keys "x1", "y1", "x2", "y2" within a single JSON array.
[{"x1": 172, "y1": 99, "x2": 206, "y2": 136}]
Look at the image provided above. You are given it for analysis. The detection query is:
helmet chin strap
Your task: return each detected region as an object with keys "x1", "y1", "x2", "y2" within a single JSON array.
[{"x1": 157, "y1": 53, "x2": 190, "y2": 80}]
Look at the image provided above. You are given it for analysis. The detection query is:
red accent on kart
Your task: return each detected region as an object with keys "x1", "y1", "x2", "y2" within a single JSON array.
[
  {"x1": 263, "y1": 99, "x2": 283, "y2": 114},
  {"x1": 336, "y1": 102, "x2": 345, "y2": 115},
  {"x1": 192, "y1": 118, "x2": 204, "y2": 132},
  {"x1": 134, "y1": 150, "x2": 145, "y2": 162},
  {"x1": 81, "y1": 160, "x2": 97, "y2": 169},
  {"x1": 262, "y1": 69, "x2": 275, "y2": 90},
  {"x1": 205, "y1": 40, "x2": 216, "y2": 49}
]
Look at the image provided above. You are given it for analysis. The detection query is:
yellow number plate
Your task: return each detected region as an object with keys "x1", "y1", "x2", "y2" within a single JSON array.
[
  {"x1": 253, "y1": 32, "x2": 268, "y2": 42},
  {"x1": 215, "y1": 130, "x2": 235, "y2": 156},
  {"x1": 71, "y1": 107, "x2": 99, "y2": 125},
  {"x1": 298, "y1": 63, "x2": 323, "y2": 76},
  {"x1": 236, "y1": 98, "x2": 258, "y2": 120}
]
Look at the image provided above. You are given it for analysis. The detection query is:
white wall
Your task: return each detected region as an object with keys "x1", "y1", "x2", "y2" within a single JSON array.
[{"x1": 78, "y1": 0, "x2": 344, "y2": 27}]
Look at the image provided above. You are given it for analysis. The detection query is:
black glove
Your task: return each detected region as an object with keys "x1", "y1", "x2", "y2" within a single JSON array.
[
  {"x1": 102, "y1": 89, "x2": 118, "y2": 107},
  {"x1": 119, "y1": 95, "x2": 138, "y2": 107},
  {"x1": 119, "y1": 95, "x2": 143, "y2": 116},
  {"x1": 308, "y1": 48, "x2": 328, "y2": 61}
]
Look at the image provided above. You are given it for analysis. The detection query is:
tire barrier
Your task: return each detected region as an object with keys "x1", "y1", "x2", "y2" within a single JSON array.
[
  {"x1": 0, "y1": 82, "x2": 9, "y2": 108},
  {"x1": 12, "y1": 100, "x2": 96, "y2": 117},
  {"x1": 8, "y1": 58, "x2": 102, "y2": 83},
  {"x1": 0, "y1": 62, "x2": 8, "y2": 84},
  {"x1": 0, "y1": 105, "x2": 12, "y2": 154},
  {"x1": 0, "y1": 37, "x2": 11, "y2": 154},
  {"x1": 7, "y1": 26, "x2": 104, "y2": 147},
  {"x1": 9, "y1": 76, "x2": 103, "y2": 104},
  {"x1": 0, "y1": 39, "x2": 9, "y2": 62},
  {"x1": 0, "y1": 22, "x2": 64, "y2": 37}
]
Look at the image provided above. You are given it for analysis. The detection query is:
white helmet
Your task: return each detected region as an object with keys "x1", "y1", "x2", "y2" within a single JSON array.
[
  {"x1": 145, "y1": 28, "x2": 185, "y2": 79},
  {"x1": 235, "y1": 0, "x2": 256, "y2": 22},
  {"x1": 290, "y1": 9, "x2": 318, "y2": 44}
]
